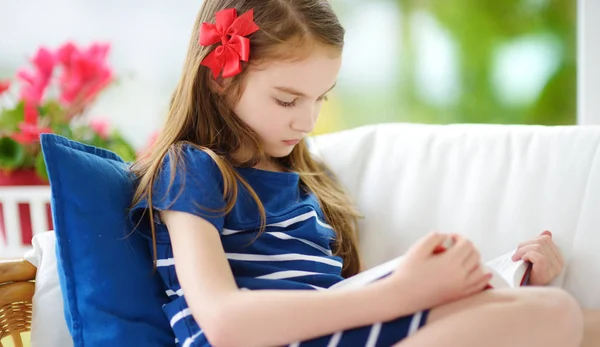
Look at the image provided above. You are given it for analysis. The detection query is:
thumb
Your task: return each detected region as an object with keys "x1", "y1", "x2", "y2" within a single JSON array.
[
  {"x1": 541, "y1": 230, "x2": 552, "y2": 238},
  {"x1": 410, "y1": 232, "x2": 448, "y2": 258}
]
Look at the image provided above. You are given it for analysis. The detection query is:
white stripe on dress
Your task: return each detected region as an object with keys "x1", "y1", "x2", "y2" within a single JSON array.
[
  {"x1": 267, "y1": 232, "x2": 333, "y2": 256},
  {"x1": 158, "y1": 253, "x2": 341, "y2": 269},
  {"x1": 225, "y1": 253, "x2": 342, "y2": 267},
  {"x1": 222, "y1": 211, "x2": 333, "y2": 235},
  {"x1": 156, "y1": 258, "x2": 176, "y2": 267},
  {"x1": 166, "y1": 288, "x2": 184, "y2": 297},
  {"x1": 256, "y1": 270, "x2": 323, "y2": 280},
  {"x1": 170, "y1": 308, "x2": 192, "y2": 327},
  {"x1": 267, "y1": 211, "x2": 333, "y2": 229},
  {"x1": 408, "y1": 311, "x2": 423, "y2": 336},
  {"x1": 327, "y1": 331, "x2": 343, "y2": 347},
  {"x1": 365, "y1": 322, "x2": 382, "y2": 347},
  {"x1": 182, "y1": 330, "x2": 204, "y2": 347}
]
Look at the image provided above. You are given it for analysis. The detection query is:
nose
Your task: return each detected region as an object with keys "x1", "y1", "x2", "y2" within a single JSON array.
[{"x1": 290, "y1": 105, "x2": 317, "y2": 134}]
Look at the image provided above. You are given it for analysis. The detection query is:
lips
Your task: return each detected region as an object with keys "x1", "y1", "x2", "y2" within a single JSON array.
[{"x1": 282, "y1": 139, "x2": 300, "y2": 146}]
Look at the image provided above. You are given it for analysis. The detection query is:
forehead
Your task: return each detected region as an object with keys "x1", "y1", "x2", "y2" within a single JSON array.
[{"x1": 247, "y1": 47, "x2": 342, "y2": 96}]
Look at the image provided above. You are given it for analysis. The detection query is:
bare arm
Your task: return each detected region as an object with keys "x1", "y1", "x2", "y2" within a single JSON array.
[{"x1": 163, "y1": 210, "x2": 418, "y2": 347}]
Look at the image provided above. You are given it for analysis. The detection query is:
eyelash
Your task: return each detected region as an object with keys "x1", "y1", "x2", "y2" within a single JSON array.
[
  {"x1": 275, "y1": 96, "x2": 329, "y2": 108},
  {"x1": 276, "y1": 99, "x2": 297, "y2": 108}
]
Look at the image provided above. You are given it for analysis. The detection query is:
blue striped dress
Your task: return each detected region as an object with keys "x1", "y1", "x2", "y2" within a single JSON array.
[{"x1": 130, "y1": 144, "x2": 429, "y2": 347}]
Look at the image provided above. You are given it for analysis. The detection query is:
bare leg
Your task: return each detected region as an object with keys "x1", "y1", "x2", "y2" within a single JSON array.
[
  {"x1": 582, "y1": 309, "x2": 600, "y2": 347},
  {"x1": 393, "y1": 287, "x2": 583, "y2": 347}
]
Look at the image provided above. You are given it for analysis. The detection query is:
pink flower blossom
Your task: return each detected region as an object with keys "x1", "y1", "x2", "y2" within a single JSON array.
[
  {"x1": 23, "y1": 102, "x2": 39, "y2": 124},
  {"x1": 57, "y1": 42, "x2": 77, "y2": 66},
  {"x1": 0, "y1": 80, "x2": 10, "y2": 95},
  {"x1": 58, "y1": 42, "x2": 113, "y2": 106},
  {"x1": 17, "y1": 47, "x2": 55, "y2": 101},
  {"x1": 12, "y1": 122, "x2": 53, "y2": 144},
  {"x1": 31, "y1": 47, "x2": 55, "y2": 83},
  {"x1": 17, "y1": 47, "x2": 56, "y2": 124},
  {"x1": 89, "y1": 118, "x2": 110, "y2": 139}
]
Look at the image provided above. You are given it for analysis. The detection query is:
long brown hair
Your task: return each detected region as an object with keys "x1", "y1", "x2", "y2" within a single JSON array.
[{"x1": 131, "y1": 0, "x2": 362, "y2": 277}]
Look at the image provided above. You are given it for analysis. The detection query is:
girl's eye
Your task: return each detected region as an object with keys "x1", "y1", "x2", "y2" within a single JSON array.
[
  {"x1": 275, "y1": 99, "x2": 297, "y2": 108},
  {"x1": 317, "y1": 95, "x2": 329, "y2": 102}
]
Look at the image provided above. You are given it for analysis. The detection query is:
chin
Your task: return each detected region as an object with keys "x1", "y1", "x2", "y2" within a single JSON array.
[{"x1": 266, "y1": 146, "x2": 295, "y2": 158}]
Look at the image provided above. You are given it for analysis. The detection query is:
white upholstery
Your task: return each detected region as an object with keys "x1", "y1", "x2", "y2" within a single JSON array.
[
  {"x1": 24, "y1": 231, "x2": 73, "y2": 347},
  {"x1": 311, "y1": 123, "x2": 600, "y2": 308},
  {"x1": 19, "y1": 123, "x2": 600, "y2": 345}
]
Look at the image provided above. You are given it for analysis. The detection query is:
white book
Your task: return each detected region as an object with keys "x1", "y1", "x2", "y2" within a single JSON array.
[{"x1": 330, "y1": 249, "x2": 532, "y2": 290}]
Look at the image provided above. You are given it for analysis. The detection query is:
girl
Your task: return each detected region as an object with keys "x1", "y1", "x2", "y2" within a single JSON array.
[{"x1": 130, "y1": 1, "x2": 588, "y2": 346}]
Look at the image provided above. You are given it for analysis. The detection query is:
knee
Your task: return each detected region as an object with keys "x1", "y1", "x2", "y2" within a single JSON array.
[{"x1": 528, "y1": 287, "x2": 584, "y2": 344}]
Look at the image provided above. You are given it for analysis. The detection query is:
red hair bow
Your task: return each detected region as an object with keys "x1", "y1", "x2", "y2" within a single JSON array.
[{"x1": 199, "y1": 8, "x2": 260, "y2": 78}]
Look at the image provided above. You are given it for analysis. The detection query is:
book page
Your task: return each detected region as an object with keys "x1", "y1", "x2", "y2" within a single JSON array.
[
  {"x1": 329, "y1": 256, "x2": 403, "y2": 290},
  {"x1": 484, "y1": 250, "x2": 529, "y2": 288},
  {"x1": 330, "y1": 248, "x2": 530, "y2": 291}
]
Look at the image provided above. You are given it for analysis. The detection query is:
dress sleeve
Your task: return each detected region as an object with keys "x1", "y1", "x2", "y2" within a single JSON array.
[{"x1": 130, "y1": 144, "x2": 227, "y2": 237}]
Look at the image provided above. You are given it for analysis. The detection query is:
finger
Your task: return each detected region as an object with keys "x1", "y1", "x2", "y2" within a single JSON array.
[
  {"x1": 539, "y1": 233, "x2": 564, "y2": 270},
  {"x1": 523, "y1": 251, "x2": 547, "y2": 278},
  {"x1": 534, "y1": 240, "x2": 562, "y2": 280},
  {"x1": 465, "y1": 271, "x2": 493, "y2": 294},
  {"x1": 513, "y1": 244, "x2": 544, "y2": 261},
  {"x1": 462, "y1": 249, "x2": 481, "y2": 273},
  {"x1": 513, "y1": 239, "x2": 541, "y2": 258},
  {"x1": 448, "y1": 236, "x2": 477, "y2": 263},
  {"x1": 411, "y1": 232, "x2": 449, "y2": 258},
  {"x1": 465, "y1": 263, "x2": 487, "y2": 284},
  {"x1": 529, "y1": 235, "x2": 561, "y2": 276},
  {"x1": 516, "y1": 231, "x2": 553, "y2": 252}
]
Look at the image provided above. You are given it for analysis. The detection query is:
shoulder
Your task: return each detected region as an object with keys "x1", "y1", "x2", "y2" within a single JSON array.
[
  {"x1": 164, "y1": 143, "x2": 219, "y2": 170},
  {"x1": 159, "y1": 143, "x2": 224, "y2": 182}
]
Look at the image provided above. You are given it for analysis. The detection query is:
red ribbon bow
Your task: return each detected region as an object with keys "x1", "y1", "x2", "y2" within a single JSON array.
[{"x1": 199, "y1": 8, "x2": 260, "y2": 78}]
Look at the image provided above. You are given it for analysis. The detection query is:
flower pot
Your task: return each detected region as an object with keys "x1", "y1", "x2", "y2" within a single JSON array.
[{"x1": 0, "y1": 169, "x2": 53, "y2": 247}]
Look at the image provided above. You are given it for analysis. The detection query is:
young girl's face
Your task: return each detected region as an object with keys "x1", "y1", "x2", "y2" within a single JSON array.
[{"x1": 232, "y1": 47, "x2": 342, "y2": 160}]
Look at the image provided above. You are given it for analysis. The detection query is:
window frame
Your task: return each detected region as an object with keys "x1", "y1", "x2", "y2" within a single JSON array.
[{"x1": 578, "y1": 0, "x2": 600, "y2": 125}]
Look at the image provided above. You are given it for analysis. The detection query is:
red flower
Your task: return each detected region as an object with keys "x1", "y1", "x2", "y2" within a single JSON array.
[
  {"x1": 23, "y1": 102, "x2": 39, "y2": 124},
  {"x1": 17, "y1": 47, "x2": 56, "y2": 103},
  {"x1": 0, "y1": 80, "x2": 10, "y2": 95},
  {"x1": 17, "y1": 47, "x2": 56, "y2": 124},
  {"x1": 31, "y1": 47, "x2": 55, "y2": 84},
  {"x1": 89, "y1": 118, "x2": 110, "y2": 139},
  {"x1": 11, "y1": 122, "x2": 53, "y2": 144},
  {"x1": 58, "y1": 42, "x2": 113, "y2": 106}
]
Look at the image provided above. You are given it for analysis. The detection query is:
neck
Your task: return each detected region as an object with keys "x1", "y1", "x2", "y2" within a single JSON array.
[
  {"x1": 231, "y1": 147, "x2": 286, "y2": 172},
  {"x1": 253, "y1": 158, "x2": 285, "y2": 172}
]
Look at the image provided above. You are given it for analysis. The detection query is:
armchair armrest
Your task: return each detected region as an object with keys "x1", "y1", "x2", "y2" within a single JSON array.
[{"x1": 0, "y1": 259, "x2": 37, "y2": 347}]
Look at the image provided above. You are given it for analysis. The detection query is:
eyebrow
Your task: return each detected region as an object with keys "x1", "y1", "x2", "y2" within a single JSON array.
[{"x1": 274, "y1": 82, "x2": 337, "y2": 98}]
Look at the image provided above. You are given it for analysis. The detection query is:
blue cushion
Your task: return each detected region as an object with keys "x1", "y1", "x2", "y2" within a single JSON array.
[{"x1": 40, "y1": 134, "x2": 174, "y2": 347}]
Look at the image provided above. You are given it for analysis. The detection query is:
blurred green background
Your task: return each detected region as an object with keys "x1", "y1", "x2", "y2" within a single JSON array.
[{"x1": 314, "y1": 0, "x2": 576, "y2": 134}]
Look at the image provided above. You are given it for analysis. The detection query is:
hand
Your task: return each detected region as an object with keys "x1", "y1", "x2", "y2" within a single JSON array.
[
  {"x1": 512, "y1": 230, "x2": 564, "y2": 286},
  {"x1": 388, "y1": 232, "x2": 491, "y2": 312}
]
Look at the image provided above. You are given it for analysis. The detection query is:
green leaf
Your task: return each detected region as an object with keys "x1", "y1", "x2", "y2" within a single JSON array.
[
  {"x1": 107, "y1": 133, "x2": 136, "y2": 162},
  {"x1": 109, "y1": 142, "x2": 136, "y2": 162},
  {"x1": 39, "y1": 100, "x2": 67, "y2": 126},
  {"x1": 0, "y1": 136, "x2": 26, "y2": 170},
  {"x1": 34, "y1": 151, "x2": 49, "y2": 182},
  {"x1": 0, "y1": 102, "x2": 25, "y2": 132}
]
